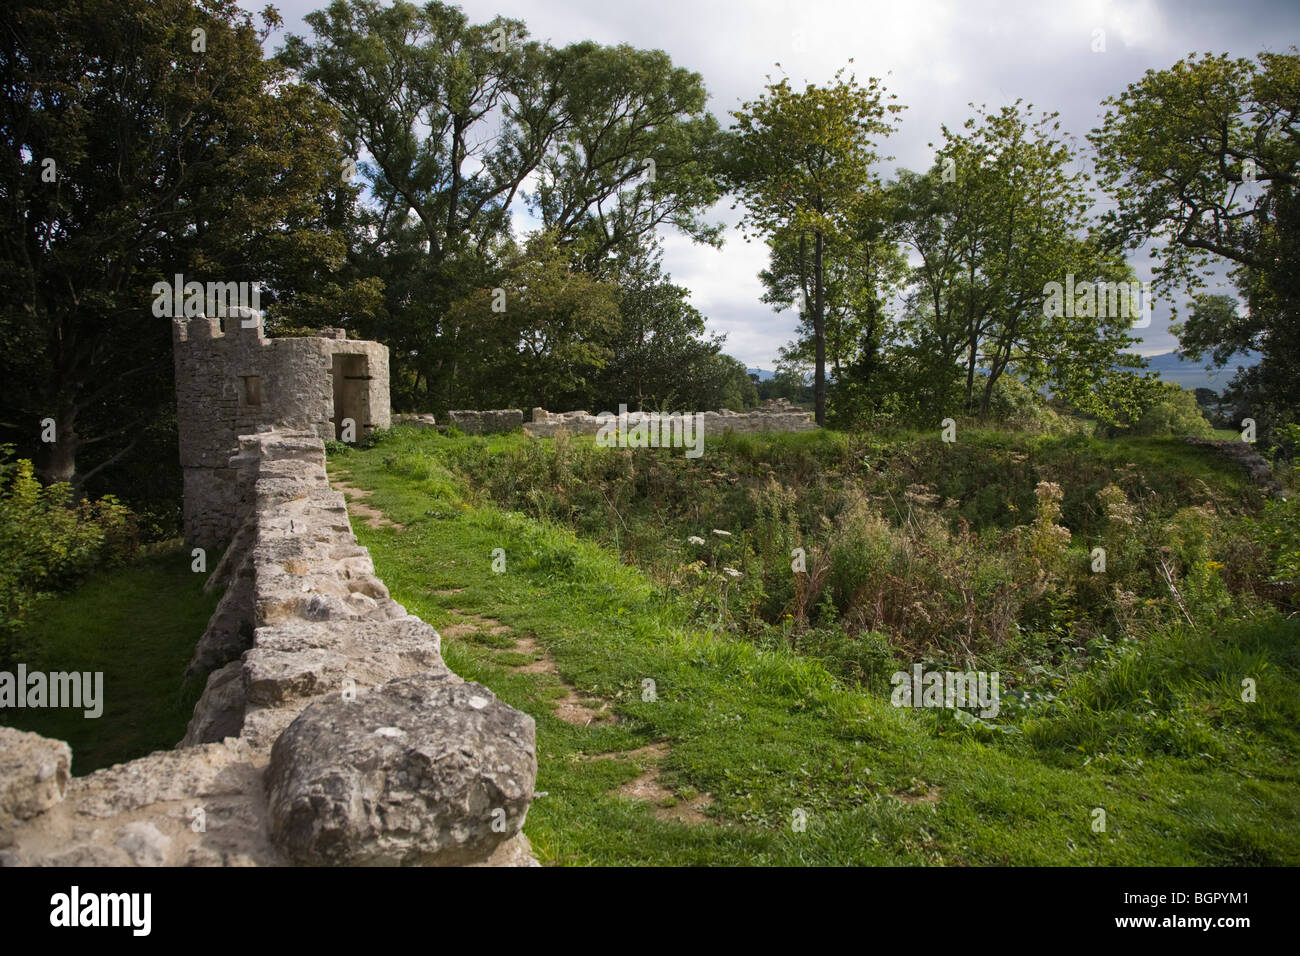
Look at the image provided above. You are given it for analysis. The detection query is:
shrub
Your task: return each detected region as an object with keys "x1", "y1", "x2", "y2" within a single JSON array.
[
  {"x1": 982, "y1": 374, "x2": 1064, "y2": 432},
  {"x1": 1130, "y1": 383, "x2": 1215, "y2": 437},
  {"x1": 0, "y1": 451, "x2": 137, "y2": 662},
  {"x1": 1252, "y1": 423, "x2": 1300, "y2": 605}
]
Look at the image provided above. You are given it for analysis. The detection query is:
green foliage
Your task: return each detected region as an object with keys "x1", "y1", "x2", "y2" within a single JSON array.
[
  {"x1": 592, "y1": 241, "x2": 730, "y2": 411},
  {"x1": 446, "y1": 232, "x2": 621, "y2": 409},
  {"x1": 0, "y1": 450, "x2": 137, "y2": 661},
  {"x1": 1252, "y1": 424, "x2": 1300, "y2": 603},
  {"x1": 282, "y1": 0, "x2": 724, "y2": 412},
  {"x1": 1091, "y1": 50, "x2": 1300, "y2": 444},
  {"x1": 0, "y1": 0, "x2": 356, "y2": 487},
  {"x1": 369, "y1": 424, "x2": 1275, "y2": 681},
  {"x1": 332, "y1": 427, "x2": 1300, "y2": 865},
  {"x1": 724, "y1": 66, "x2": 904, "y2": 424},
  {"x1": 1129, "y1": 382, "x2": 1216, "y2": 437},
  {"x1": 888, "y1": 103, "x2": 1141, "y2": 424},
  {"x1": 981, "y1": 375, "x2": 1065, "y2": 432},
  {"x1": 1025, "y1": 615, "x2": 1295, "y2": 765},
  {"x1": 2, "y1": 545, "x2": 218, "y2": 773}
]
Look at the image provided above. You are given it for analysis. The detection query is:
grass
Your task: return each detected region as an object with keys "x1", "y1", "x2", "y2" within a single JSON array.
[
  {"x1": 1, "y1": 543, "x2": 220, "y2": 775},
  {"x1": 328, "y1": 427, "x2": 1300, "y2": 865}
]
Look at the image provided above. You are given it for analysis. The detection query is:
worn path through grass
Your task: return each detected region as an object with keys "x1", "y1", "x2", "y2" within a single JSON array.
[{"x1": 328, "y1": 437, "x2": 1300, "y2": 866}]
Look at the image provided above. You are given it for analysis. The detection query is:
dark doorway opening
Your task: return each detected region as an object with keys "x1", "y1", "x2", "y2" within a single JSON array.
[{"x1": 331, "y1": 353, "x2": 371, "y2": 440}]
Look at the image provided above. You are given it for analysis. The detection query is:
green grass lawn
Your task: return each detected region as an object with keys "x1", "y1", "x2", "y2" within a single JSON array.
[
  {"x1": 1, "y1": 544, "x2": 220, "y2": 775},
  {"x1": 330, "y1": 430, "x2": 1300, "y2": 866}
]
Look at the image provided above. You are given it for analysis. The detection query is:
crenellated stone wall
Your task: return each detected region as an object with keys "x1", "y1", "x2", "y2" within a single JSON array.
[
  {"x1": 0, "y1": 428, "x2": 537, "y2": 866},
  {"x1": 0, "y1": 316, "x2": 537, "y2": 867}
]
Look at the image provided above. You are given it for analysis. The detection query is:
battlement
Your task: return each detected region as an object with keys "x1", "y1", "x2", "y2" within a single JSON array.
[{"x1": 172, "y1": 314, "x2": 391, "y2": 546}]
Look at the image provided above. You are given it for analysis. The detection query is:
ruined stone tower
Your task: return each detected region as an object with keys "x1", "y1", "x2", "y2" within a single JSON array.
[{"x1": 172, "y1": 315, "x2": 391, "y2": 546}]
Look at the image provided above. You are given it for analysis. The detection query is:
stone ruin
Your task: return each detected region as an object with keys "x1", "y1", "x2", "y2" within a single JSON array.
[
  {"x1": 0, "y1": 317, "x2": 537, "y2": 866},
  {"x1": 438, "y1": 398, "x2": 817, "y2": 438},
  {"x1": 173, "y1": 316, "x2": 392, "y2": 546}
]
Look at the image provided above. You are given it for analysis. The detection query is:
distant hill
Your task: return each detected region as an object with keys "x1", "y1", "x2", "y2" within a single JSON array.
[
  {"x1": 1140, "y1": 350, "x2": 1260, "y2": 393},
  {"x1": 747, "y1": 368, "x2": 775, "y2": 381}
]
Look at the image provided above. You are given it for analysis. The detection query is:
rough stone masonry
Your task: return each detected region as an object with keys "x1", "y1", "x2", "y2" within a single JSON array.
[
  {"x1": 0, "y1": 318, "x2": 537, "y2": 866},
  {"x1": 173, "y1": 314, "x2": 391, "y2": 547}
]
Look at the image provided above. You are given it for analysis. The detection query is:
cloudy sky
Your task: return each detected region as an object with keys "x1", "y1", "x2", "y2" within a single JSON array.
[{"x1": 245, "y1": 0, "x2": 1300, "y2": 367}]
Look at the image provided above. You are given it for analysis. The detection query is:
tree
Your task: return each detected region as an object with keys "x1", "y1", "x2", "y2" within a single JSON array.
[
  {"x1": 444, "y1": 232, "x2": 619, "y2": 410},
  {"x1": 0, "y1": 0, "x2": 350, "y2": 490},
  {"x1": 1131, "y1": 382, "x2": 1215, "y2": 437},
  {"x1": 592, "y1": 239, "x2": 726, "y2": 411},
  {"x1": 724, "y1": 66, "x2": 903, "y2": 425},
  {"x1": 760, "y1": 193, "x2": 908, "y2": 386},
  {"x1": 890, "y1": 102, "x2": 1142, "y2": 420},
  {"x1": 1090, "y1": 50, "x2": 1300, "y2": 437},
  {"x1": 693, "y1": 353, "x2": 759, "y2": 412},
  {"x1": 755, "y1": 368, "x2": 813, "y2": 406},
  {"x1": 282, "y1": 0, "x2": 723, "y2": 410}
]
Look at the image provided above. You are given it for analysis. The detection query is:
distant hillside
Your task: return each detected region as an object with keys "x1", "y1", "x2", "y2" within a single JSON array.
[
  {"x1": 1141, "y1": 350, "x2": 1260, "y2": 393},
  {"x1": 747, "y1": 367, "x2": 775, "y2": 381}
]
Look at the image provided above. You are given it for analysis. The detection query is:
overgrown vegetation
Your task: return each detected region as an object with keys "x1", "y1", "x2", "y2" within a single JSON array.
[
  {"x1": 0, "y1": 544, "x2": 219, "y2": 773},
  {"x1": 328, "y1": 424, "x2": 1300, "y2": 864},
  {"x1": 0, "y1": 449, "x2": 138, "y2": 664},
  {"x1": 377, "y1": 421, "x2": 1284, "y2": 687}
]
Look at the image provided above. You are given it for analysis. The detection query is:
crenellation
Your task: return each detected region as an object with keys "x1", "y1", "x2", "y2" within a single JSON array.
[
  {"x1": 0, "y1": 317, "x2": 535, "y2": 868},
  {"x1": 172, "y1": 315, "x2": 391, "y2": 547}
]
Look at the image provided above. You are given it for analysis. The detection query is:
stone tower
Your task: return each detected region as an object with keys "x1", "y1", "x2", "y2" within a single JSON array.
[{"x1": 172, "y1": 313, "x2": 391, "y2": 547}]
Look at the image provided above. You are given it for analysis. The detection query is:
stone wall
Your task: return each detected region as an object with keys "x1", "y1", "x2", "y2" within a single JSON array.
[
  {"x1": 1184, "y1": 437, "x2": 1285, "y2": 497},
  {"x1": 173, "y1": 315, "x2": 391, "y2": 547},
  {"x1": 0, "y1": 429, "x2": 536, "y2": 866},
  {"x1": 429, "y1": 399, "x2": 817, "y2": 438},
  {"x1": 522, "y1": 399, "x2": 817, "y2": 438},
  {"x1": 446, "y1": 408, "x2": 525, "y2": 435}
]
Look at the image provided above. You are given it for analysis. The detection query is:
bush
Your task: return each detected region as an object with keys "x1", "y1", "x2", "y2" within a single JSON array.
[
  {"x1": 1130, "y1": 383, "x2": 1215, "y2": 437},
  {"x1": 0, "y1": 451, "x2": 137, "y2": 662},
  {"x1": 982, "y1": 374, "x2": 1064, "y2": 432},
  {"x1": 1252, "y1": 424, "x2": 1300, "y2": 605}
]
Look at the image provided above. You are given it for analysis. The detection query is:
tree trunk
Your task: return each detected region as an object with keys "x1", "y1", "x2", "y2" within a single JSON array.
[
  {"x1": 965, "y1": 335, "x2": 978, "y2": 413},
  {"x1": 813, "y1": 230, "x2": 827, "y2": 426},
  {"x1": 35, "y1": 407, "x2": 78, "y2": 487}
]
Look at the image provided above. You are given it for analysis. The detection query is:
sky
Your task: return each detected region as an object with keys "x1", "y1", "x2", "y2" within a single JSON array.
[{"x1": 242, "y1": 0, "x2": 1300, "y2": 367}]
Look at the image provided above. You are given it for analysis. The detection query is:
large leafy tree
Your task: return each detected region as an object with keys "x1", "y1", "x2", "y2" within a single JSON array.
[
  {"x1": 592, "y1": 239, "x2": 727, "y2": 412},
  {"x1": 890, "y1": 102, "x2": 1142, "y2": 420},
  {"x1": 443, "y1": 232, "x2": 619, "y2": 410},
  {"x1": 724, "y1": 66, "x2": 903, "y2": 425},
  {"x1": 281, "y1": 0, "x2": 723, "y2": 411},
  {"x1": 0, "y1": 0, "x2": 350, "y2": 490},
  {"x1": 1090, "y1": 50, "x2": 1300, "y2": 437}
]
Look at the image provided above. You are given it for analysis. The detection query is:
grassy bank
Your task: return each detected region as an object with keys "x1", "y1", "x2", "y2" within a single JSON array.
[
  {"x1": 330, "y1": 427, "x2": 1300, "y2": 865},
  {"x1": 1, "y1": 544, "x2": 219, "y2": 775}
]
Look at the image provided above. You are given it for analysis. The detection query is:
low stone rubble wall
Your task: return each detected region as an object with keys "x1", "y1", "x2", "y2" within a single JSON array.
[
  {"x1": 418, "y1": 399, "x2": 817, "y2": 438},
  {"x1": 0, "y1": 429, "x2": 536, "y2": 867},
  {"x1": 446, "y1": 409, "x2": 524, "y2": 434},
  {"x1": 523, "y1": 400, "x2": 817, "y2": 438},
  {"x1": 1184, "y1": 437, "x2": 1285, "y2": 497}
]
